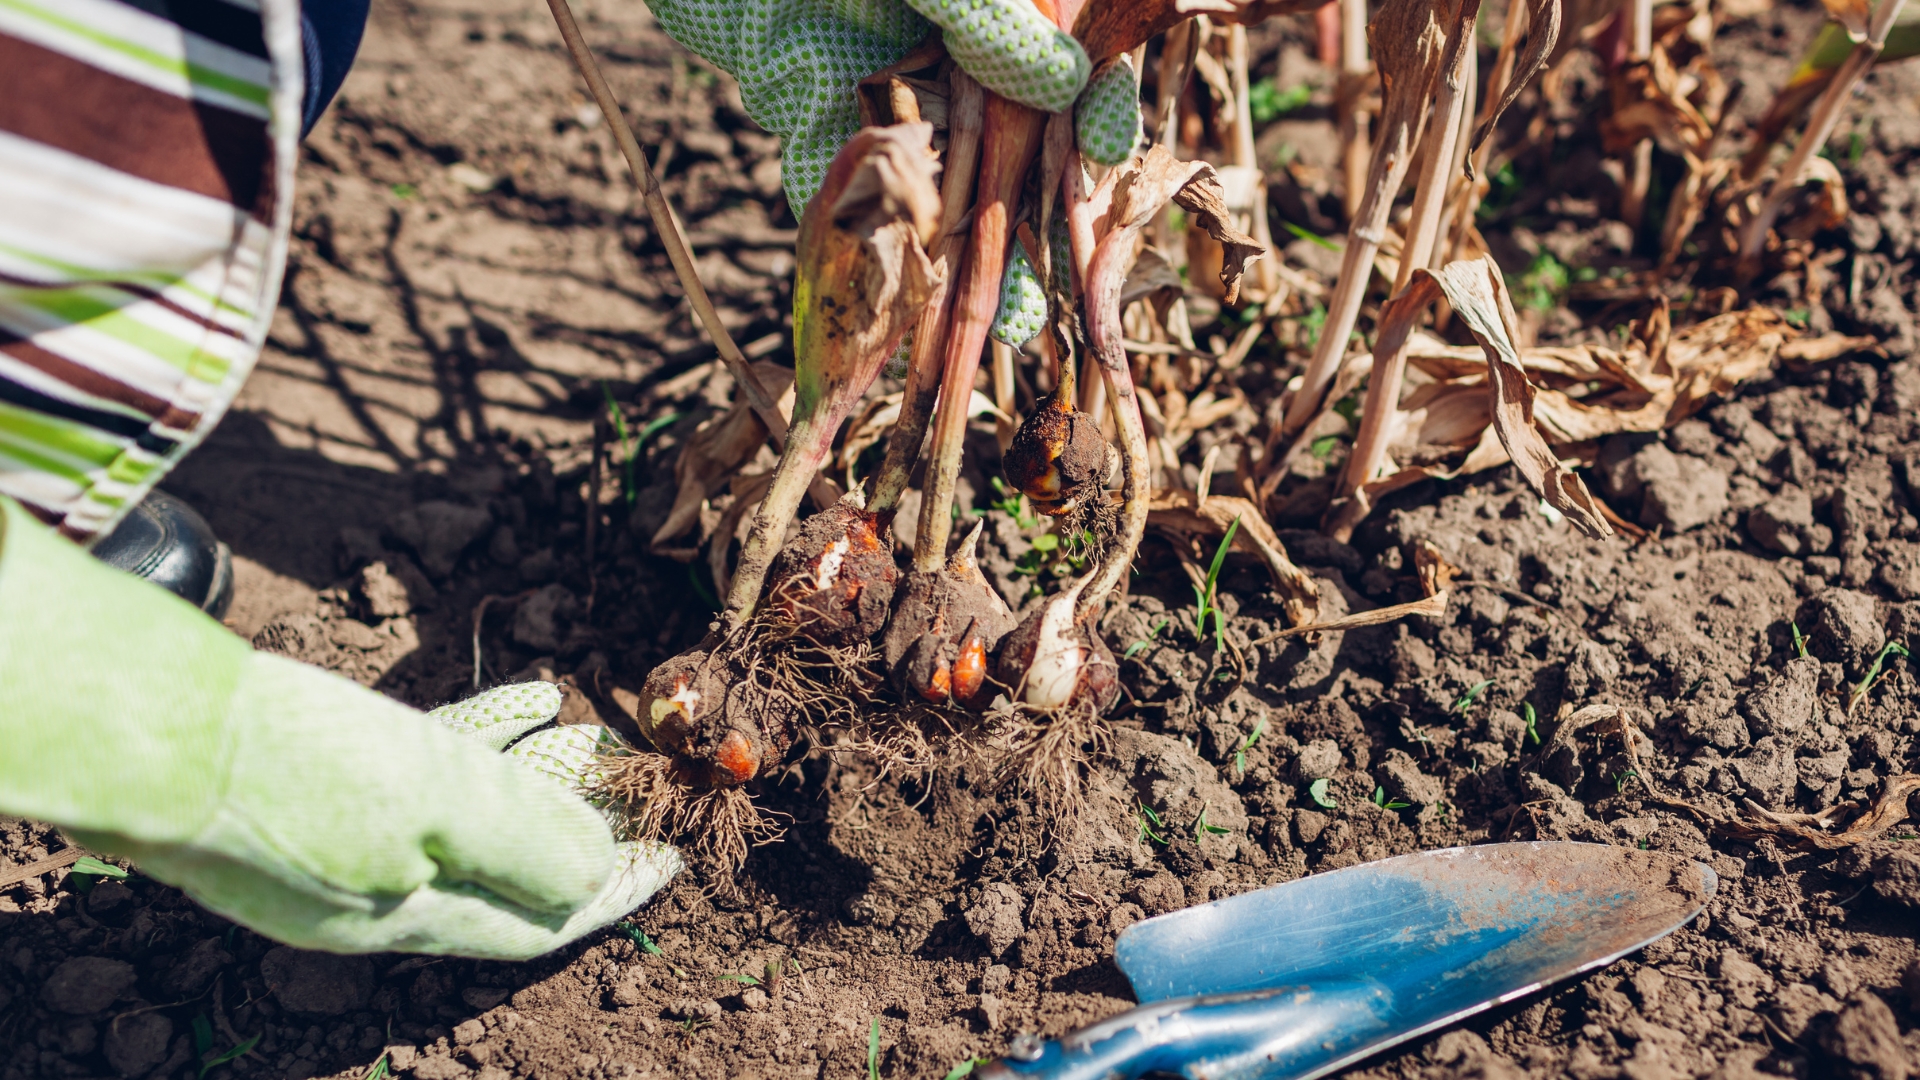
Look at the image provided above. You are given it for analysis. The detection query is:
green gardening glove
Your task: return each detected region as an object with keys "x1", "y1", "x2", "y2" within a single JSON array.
[
  {"x1": 648, "y1": 0, "x2": 1121, "y2": 208},
  {"x1": 0, "y1": 497, "x2": 679, "y2": 959}
]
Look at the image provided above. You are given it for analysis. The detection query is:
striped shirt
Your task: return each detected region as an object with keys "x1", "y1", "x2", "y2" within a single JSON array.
[{"x1": 0, "y1": 0, "x2": 301, "y2": 543}]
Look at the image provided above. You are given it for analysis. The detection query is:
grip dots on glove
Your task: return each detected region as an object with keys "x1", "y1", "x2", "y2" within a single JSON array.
[
  {"x1": 990, "y1": 243, "x2": 1047, "y2": 347},
  {"x1": 1077, "y1": 55, "x2": 1143, "y2": 166},
  {"x1": 428, "y1": 682, "x2": 565, "y2": 752},
  {"x1": 506, "y1": 725, "x2": 621, "y2": 795},
  {"x1": 907, "y1": 0, "x2": 1089, "y2": 113}
]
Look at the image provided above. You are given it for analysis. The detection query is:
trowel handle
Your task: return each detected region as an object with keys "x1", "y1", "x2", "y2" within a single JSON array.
[{"x1": 975, "y1": 979, "x2": 1394, "y2": 1080}]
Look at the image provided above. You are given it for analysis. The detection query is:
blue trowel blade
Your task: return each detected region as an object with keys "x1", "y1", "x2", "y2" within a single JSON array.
[{"x1": 1116, "y1": 842, "x2": 1714, "y2": 1025}]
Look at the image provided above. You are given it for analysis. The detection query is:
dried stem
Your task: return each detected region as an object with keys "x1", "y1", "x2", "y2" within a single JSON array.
[
  {"x1": 871, "y1": 70, "x2": 987, "y2": 518},
  {"x1": 915, "y1": 94, "x2": 1046, "y2": 571},
  {"x1": 725, "y1": 415, "x2": 835, "y2": 624},
  {"x1": 1331, "y1": 0, "x2": 1483, "y2": 523},
  {"x1": 1279, "y1": 0, "x2": 1445, "y2": 442},
  {"x1": 1739, "y1": 0, "x2": 1909, "y2": 274},
  {"x1": 1338, "y1": 0, "x2": 1373, "y2": 221},
  {"x1": 1619, "y1": 0, "x2": 1654, "y2": 231},
  {"x1": 545, "y1": 0, "x2": 818, "y2": 504}
]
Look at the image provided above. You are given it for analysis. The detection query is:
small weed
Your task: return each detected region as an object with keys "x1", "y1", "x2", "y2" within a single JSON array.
[
  {"x1": 1249, "y1": 79, "x2": 1312, "y2": 123},
  {"x1": 1516, "y1": 252, "x2": 1571, "y2": 314},
  {"x1": 1477, "y1": 162, "x2": 1522, "y2": 220},
  {"x1": 1124, "y1": 617, "x2": 1170, "y2": 660},
  {"x1": 1300, "y1": 304, "x2": 1328, "y2": 347},
  {"x1": 192, "y1": 1014, "x2": 259, "y2": 1079},
  {"x1": 943, "y1": 1060, "x2": 990, "y2": 1080},
  {"x1": 868, "y1": 1018, "x2": 881, "y2": 1080},
  {"x1": 363, "y1": 1054, "x2": 391, "y2": 1080},
  {"x1": 1523, "y1": 702, "x2": 1541, "y2": 746},
  {"x1": 1232, "y1": 717, "x2": 1268, "y2": 776},
  {"x1": 1784, "y1": 307, "x2": 1810, "y2": 329},
  {"x1": 990, "y1": 476, "x2": 1041, "y2": 529},
  {"x1": 1790, "y1": 622, "x2": 1809, "y2": 659},
  {"x1": 1370, "y1": 786, "x2": 1411, "y2": 811},
  {"x1": 1137, "y1": 803, "x2": 1170, "y2": 845},
  {"x1": 1614, "y1": 770, "x2": 1640, "y2": 793},
  {"x1": 601, "y1": 382, "x2": 677, "y2": 508},
  {"x1": 716, "y1": 973, "x2": 760, "y2": 986},
  {"x1": 1014, "y1": 528, "x2": 1094, "y2": 595},
  {"x1": 390, "y1": 182, "x2": 417, "y2": 199},
  {"x1": 1331, "y1": 391, "x2": 1361, "y2": 427},
  {"x1": 621, "y1": 923, "x2": 687, "y2": 977},
  {"x1": 1194, "y1": 802, "x2": 1232, "y2": 840},
  {"x1": 678, "y1": 1017, "x2": 710, "y2": 1036},
  {"x1": 1192, "y1": 516, "x2": 1242, "y2": 650},
  {"x1": 1849, "y1": 641, "x2": 1910, "y2": 714},
  {"x1": 1309, "y1": 434, "x2": 1342, "y2": 460},
  {"x1": 1280, "y1": 219, "x2": 1340, "y2": 252},
  {"x1": 71, "y1": 856, "x2": 127, "y2": 880},
  {"x1": 1454, "y1": 680, "x2": 1494, "y2": 714},
  {"x1": 1308, "y1": 777, "x2": 1337, "y2": 809}
]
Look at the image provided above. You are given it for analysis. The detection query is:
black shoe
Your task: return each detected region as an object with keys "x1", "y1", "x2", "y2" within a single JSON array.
[{"x1": 92, "y1": 490, "x2": 234, "y2": 620}]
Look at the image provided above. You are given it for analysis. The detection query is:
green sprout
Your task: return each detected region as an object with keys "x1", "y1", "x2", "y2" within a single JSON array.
[
  {"x1": 1280, "y1": 219, "x2": 1340, "y2": 252},
  {"x1": 943, "y1": 1060, "x2": 990, "y2": 1080},
  {"x1": 1248, "y1": 79, "x2": 1312, "y2": 123},
  {"x1": 1308, "y1": 778, "x2": 1337, "y2": 809},
  {"x1": 868, "y1": 1018, "x2": 881, "y2": 1080},
  {"x1": 1233, "y1": 717, "x2": 1268, "y2": 776},
  {"x1": 601, "y1": 382, "x2": 680, "y2": 509},
  {"x1": 363, "y1": 1054, "x2": 391, "y2": 1080},
  {"x1": 716, "y1": 973, "x2": 761, "y2": 986},
  {"x1": 71, "y1": 856, "x2": 127, "y2": 880},
  {"x1": 1454, "y1": 680, "x2": 1494, "y2": 715},
  {"x1": 1192, "y1": 516, "x2": 1243, "y2": 651},
  {"x1": 621, "y1": 923, "x2": 687, "y2": 978},
  {"x1": 1137, "y1": 803, "x2": 1170, "y2": 845},
  {"x1": 192, "y1": 1014, "x2": 259, "y2": 1079},
  {"x1": 1194, "y1": 803, "x2": 1232, "y2": 840},
  {"x1": 1309, "y1": 435, "x2": 1342, "y2": 460},
  {"x1": 389, "y1": 182, "x2": 417, "y2": 199},
  {"x1": 989, "y1": 476, "x2": 1041, "y2": 529},
  {"x1": 1614, "y1": 770, "x2": 1640, "y2": 793},
  {"x1": 1371, "y1": 786, "x2": 1411, "y2": 811},
  {"x1": 1784, "y1": 307, "x2": 1810, "y2": 329},
  {"x1": 1124, "y1": 617, "x2": 1170, "y2": 660},
  {"x1": 1523, "y1": 702, "x2": 1541, "y2": 746},
  {"x1": 1791, "y1": 622, "x2": 1809, "y2": 659},
  {"x1": 1515, "y1": 251, "x2": 1571, "y2": 314},
  {"x1": 1849, "y1": 641, "x2": 1910, "y2": 715}
]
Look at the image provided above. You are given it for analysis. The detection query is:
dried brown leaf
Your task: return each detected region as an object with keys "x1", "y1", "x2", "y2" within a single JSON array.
[
  {"x1": 1428, "y1": 257, "x2": 1613, "y2": 538},
  {"x1": 1468, "y1": 0, "x2": 1561, "y2": 169},
  {"x1": 652, "y1": 363, "x2": 794, "y2": 548}
]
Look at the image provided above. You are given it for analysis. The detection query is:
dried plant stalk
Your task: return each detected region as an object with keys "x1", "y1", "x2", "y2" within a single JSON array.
[
  {"x1": 1080, "y1": 146, "x2": 1264, "y2": 610},
  {"x1": 1338, "y1": 0, "x2": 1373, "y2": 221},
  {"x1": 545, "y1": 0, "x2": 810, "y2": 496},
  {"x1": 1328, "y1": 256, "x2": 1612, "y2": 540},
  {"x1": 1619, "y1": 0, "x2": 1655, "y2": 231},
  {"x1": 1278, "y1": 0, "x2": 1446, "y2": 442},
  {"x1": 1738, "y1": 0, "x2": 1910, "y2": 275},
  {"x1": 915, "y1": 93, "x2": 1046, "y2": 570},
  {"x1": 871, "y1": 69, "x2": 987, "y2": 518},
  {"x1": 726, "y1": 125, "x2": 942, "y2": 623}
]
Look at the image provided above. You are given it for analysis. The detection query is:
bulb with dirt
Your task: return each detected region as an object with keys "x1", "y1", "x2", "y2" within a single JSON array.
[
  {"x1": 633, "y1": 646, "x2": 801, "y2": 789},
  {"x1": 992, "y1": 575, "x2": 1120, "y2": 713},
  {"x1": 763, "y1": 497, "x2": 899, "y2": 647},
  {"x1": 1002, "y1": 391, "x2": 1112, "y2": 517},
  {"x1": 881, "y1": 522, "x2": 1015, "y2": 708}
]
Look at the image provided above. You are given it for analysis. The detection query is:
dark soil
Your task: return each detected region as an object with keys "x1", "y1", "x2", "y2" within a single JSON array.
[{"x1": 7, "y1": 1, "x2": 1920, "y2": 1078}]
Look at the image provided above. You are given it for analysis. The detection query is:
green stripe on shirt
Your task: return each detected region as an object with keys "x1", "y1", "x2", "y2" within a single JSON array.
[{"x1": 0, "y1": 0, "x2": 272, "y2": 107}]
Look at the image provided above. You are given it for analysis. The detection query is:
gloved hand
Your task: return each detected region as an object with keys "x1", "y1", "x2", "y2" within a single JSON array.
[
  {"x1": 647, "y1": 0, "x2": 1140, "y2": 209},
  {"x1": 0, "y1": 497, "x2": 679, "y2": 960}
]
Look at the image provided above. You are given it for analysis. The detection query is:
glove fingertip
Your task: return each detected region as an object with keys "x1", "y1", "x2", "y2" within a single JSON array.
[{"x1": 429, "y1": 681, "x2": 565, "y2": 750}]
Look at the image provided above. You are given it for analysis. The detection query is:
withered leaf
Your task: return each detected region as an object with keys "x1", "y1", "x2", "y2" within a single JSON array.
[
  {"x1": 653, "y1": 363, "x2": 794, "y2": 548},
  {"x1": 1074, "y1": 0, "x2": 1323, "y2": 63},
  {"x1": 1468, "y1": 0, "x2": 1562, "y2": 169},
  {"x1": 1428, "y1": 256, "x2": 1613, "y2": 539}
]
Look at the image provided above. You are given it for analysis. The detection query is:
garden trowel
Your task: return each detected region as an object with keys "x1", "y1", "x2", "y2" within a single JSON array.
[{"x1": 979, "y1": 842, "x2": 1714, "y2": 1080}]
